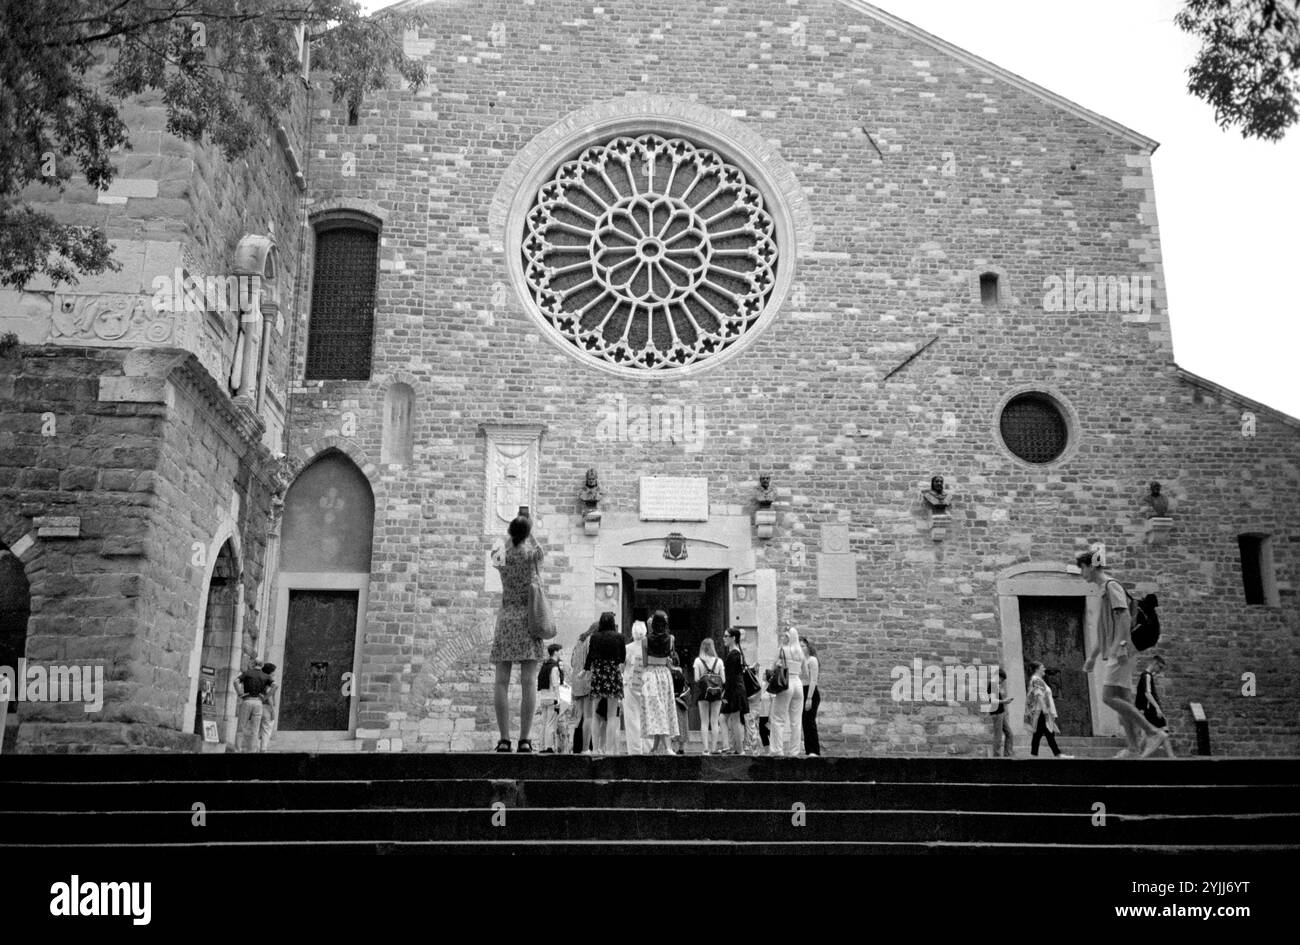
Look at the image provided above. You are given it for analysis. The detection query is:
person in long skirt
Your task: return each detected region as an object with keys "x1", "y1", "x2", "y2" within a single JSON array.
[
  {"x1": 622, "y1": 611, "x2": 649, "y2": 754},
  {"x1": 642, "y1": 610, "x2": 680, "y2": 755},
  {"x1": 570, "y1": 622, "x2": 596, "y2": 754},
  {"x1": 489, "y1": 515, "x2": 545, "y2": 753}
]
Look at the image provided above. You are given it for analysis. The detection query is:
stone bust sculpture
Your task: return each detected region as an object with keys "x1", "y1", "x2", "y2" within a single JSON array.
[
  {"x1": 578, "y1": 468, "x2": 603, "y2": 506},
  {"x1": 755, "y1": 474, "x2": 776, "y2": 507},
  {"x1": 1142, "y1": 481, "x2": 1170, "y2": 518},
  {"x1": 922, "y1": 475, "x2": 953, "y2": 513}
]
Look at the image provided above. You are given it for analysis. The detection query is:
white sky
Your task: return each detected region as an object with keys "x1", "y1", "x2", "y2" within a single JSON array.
[{"x1": 367, "y1": 0, "x2": 1299, "y2": 418}]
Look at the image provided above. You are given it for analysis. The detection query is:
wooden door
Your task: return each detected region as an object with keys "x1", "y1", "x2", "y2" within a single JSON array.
[
  {"x1": 280, "y1": 589, "x2": 358, "y2": 731},
  {"x1": 1019, "y1": 596, "x2": 1091, "y2": 736}
]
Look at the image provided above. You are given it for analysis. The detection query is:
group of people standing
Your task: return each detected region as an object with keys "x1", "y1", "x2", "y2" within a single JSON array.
[
  {"x1": 489, "y1": 512, "x2": 824, "y2": 755},
  {"x1": 532, "y1": 615, "x2": 823, "y2": 757}
]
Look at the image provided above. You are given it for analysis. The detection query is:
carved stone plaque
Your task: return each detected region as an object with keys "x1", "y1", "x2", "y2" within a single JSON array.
[
  {"x1": 821, "y1": 524, "x2": 850, "y2": 554},
  {"x1": 481, "y1": 424, "x2": 544, "y2": 534},
  {"x1": 639, "y1": 477, "x2": 709, "y2": 521},
  {"x1": 817, "y1": 553, "x2": 858, "y2": 599}
]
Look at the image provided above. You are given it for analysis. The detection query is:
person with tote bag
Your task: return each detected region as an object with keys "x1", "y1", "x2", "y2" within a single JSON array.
[
  {"x1": 768, "y1": 627, "x2": 805, "y2": 756},
  {"x1": 489, "y1": 515, "x2": 547, "y2": 753}
]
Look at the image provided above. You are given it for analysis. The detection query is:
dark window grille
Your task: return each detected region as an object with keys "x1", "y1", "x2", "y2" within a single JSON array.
[
  {"x1": 305, "y1": 227, "x2": 377, "y2": 380},
  {"x1": 999, "y1": 393, "x2": 1068, "y2": 463}
]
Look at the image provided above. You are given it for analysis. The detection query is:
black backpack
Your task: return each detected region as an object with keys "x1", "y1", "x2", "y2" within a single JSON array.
[
  {"x1": 1110, "y1": 581, "x2": 1161, "y2": 651},
  {"x1": 1130, "y1": 593, "x2": 1161, "y2": 651},
  {"x1": 697, "y1": 657, "x2": 724, "y2": 702},
  {"x1": 536, "y1": 659, "x2": 563, "y2": 691}
]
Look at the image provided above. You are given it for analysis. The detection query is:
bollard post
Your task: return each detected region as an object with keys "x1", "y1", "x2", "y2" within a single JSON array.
[{"x1": 1189, "y1": 702, "x2": 1211, "y2": 756}]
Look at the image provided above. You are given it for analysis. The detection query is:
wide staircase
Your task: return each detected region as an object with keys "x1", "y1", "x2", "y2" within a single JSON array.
[{"x1": 1, "y1": 753, "x2": 1298, "y2": 852}]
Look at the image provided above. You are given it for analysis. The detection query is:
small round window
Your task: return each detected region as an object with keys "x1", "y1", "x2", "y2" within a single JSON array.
[{"x1": 999, "y1": 392, "x2": 1069, "y2": 464}]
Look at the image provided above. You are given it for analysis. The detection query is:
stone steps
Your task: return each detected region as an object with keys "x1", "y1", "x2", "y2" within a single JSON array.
[
  {"x1": 2, "y1": 778, "x2": 1294, "y2": 814},
  {"x1": 1045, "y1": 736, "x2": 1142, "y2": 759},
  {"x1": 1, "y1": 754, "x2": 1295, "y2": 852}
]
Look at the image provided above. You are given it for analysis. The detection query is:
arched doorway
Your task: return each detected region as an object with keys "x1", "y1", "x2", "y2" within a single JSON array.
[
  {"x1": 273, "y1": 452, "x2": 375, "y2": 735},
  {"x1": 0, "y1": 544, "x2": 30, "y2": 753},
  {"x1": 194, "y1": 541, "x2": 239, "y2": 744}
]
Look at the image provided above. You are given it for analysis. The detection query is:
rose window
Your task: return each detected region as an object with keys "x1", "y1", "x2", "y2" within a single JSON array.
[{"x1": 521, "y1": 133, "x2": 780, "y2": 371}]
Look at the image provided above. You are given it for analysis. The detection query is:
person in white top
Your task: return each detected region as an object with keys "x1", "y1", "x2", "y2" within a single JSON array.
[
  {"x1": 693, "y1": 638, "x2": 725, "y2": 755},
  {"x1": 769, "y1": 626, "x2": 806, "y2": 757},
  {"x1": 623, "y1": 615, "x2": 649, "y2": 755}
]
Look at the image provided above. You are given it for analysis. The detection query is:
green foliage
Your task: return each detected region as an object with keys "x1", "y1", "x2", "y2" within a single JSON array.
[
  {"x1": 0, "y1": 0, "x2": 428, "y2": 289},
  {"x1": 1176, "y1": 0, "x2": 1300, "y2": 140}
]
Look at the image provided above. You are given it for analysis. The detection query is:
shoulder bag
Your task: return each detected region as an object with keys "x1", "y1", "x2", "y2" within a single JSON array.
[
  {"x1": 527, "y1": 555, "x2": 557, "y2": 641},
  {"x1": 766, "y1": 648, "x2": 789, "y2": 694},
  {"x1": 740, "y1": 647, "x2": 762, "y2": 698}
]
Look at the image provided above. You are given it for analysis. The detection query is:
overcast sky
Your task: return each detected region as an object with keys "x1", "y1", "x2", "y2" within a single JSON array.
[{"x1": 368, "y1": 0, "x2": 1299, "y2": 418}]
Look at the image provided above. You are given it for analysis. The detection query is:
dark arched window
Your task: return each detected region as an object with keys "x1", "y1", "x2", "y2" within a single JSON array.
[{"x1": 305, "y1": 214, "x2": 379, "y2": 380}]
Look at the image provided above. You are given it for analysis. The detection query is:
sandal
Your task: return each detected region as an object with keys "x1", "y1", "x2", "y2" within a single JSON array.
[
  {"x1": 516, "y1": 739, "x2": 533, "y2": 753},
  {"x1": 494, "y1": 739, "x2": 512, "y2": 753}
]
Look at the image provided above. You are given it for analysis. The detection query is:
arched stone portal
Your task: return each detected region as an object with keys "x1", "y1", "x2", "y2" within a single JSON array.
[
  {"x1": 194, "y1": 541, "x2": 239, "y2": 745},
  {"x1": 271, "y1": 452, "x2": 375, "y2": 742}
]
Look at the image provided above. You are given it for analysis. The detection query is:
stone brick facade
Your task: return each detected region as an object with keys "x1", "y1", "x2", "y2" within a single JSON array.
[
  {"x1": 0, "y1": 347, "x2": 280, "y2": 751},
  {"x1": 275, "y1": 0, "x2": 1296, "y2": 756},
  {"x1": 0, "y1": 59, "x2": 308, "y2": 750},
  {"x1": 1, "y1": 0, "x2": 1295, "y2": 755}
]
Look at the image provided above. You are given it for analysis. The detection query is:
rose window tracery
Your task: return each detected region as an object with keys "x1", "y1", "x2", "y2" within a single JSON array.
[{"x1": 521, "y1": 133, "x2": 780, "y2": 371}]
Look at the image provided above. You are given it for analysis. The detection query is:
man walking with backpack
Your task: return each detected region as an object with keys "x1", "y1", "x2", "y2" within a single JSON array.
[{"x1": 1078, "y1": 550, "x2": 1170, "y2": 758}]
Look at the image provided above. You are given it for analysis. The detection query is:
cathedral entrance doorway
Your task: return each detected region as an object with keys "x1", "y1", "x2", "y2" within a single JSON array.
[
  {"x1": 620, "y1": 568, "x2": 729, "y2": 732},
  {"x1": 1018, "y1": 596, "x2": 1092, "y2": 736}
]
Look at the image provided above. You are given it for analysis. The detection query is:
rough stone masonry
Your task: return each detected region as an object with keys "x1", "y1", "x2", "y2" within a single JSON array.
[{"x1": 0, "y1": 0, "x2": 1295, "y2": 755}]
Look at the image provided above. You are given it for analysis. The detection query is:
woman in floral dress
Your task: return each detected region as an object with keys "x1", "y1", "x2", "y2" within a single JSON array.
[
  {"x1": 583, "y1": 611, "x2": 625, "y2": 754},
  {"x1": 490, "y1": 515, "x2": 546, "y2": 753},
  {"x1": 641, "y1": 610, "x2": 680, "y2": 754}
]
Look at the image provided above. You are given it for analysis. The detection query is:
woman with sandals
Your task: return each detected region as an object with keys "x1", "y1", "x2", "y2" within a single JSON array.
[
  {"x1": 489, "y1": 515, "x2": 546, "y2": 753},
  {"x1": 583, "y1": 611, "x2": 625, "y2": 754},
  {"x1": 693, "y1": 638, "x2": 726, "y2": 754}
]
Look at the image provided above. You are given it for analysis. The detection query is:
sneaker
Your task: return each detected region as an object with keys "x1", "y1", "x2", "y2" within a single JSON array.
[
  {"x1": 1113, "y1": 748, "x2": 1134, "y2": 759},
  {"x1": 539, "y1": 748, "x2": 555, "y2": 754},
  {"x1": 1056, "y1": 754, "x2": 1075, "y2": 759},
  {"x1": 1140, "y1": 731, "x2": 1170, "y2": 758}
]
